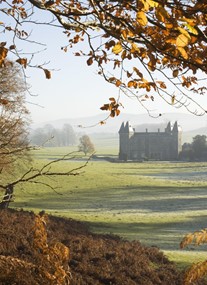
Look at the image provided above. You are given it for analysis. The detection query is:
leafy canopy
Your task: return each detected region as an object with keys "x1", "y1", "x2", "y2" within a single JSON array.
[{"x1": 1, "y1": 0, "x2": 207, "y2": 116}]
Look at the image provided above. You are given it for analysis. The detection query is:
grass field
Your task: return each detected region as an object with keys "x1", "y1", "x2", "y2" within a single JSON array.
[{"x1": 10, "y1": 146, "x2": 207, "y2": 268}]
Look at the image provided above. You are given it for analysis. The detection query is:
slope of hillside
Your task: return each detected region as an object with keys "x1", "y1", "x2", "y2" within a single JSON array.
[{"x1": 0, "y1": 208, "x2": 192, "y2": 285}]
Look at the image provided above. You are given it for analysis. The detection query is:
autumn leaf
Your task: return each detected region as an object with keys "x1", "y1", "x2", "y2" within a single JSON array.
[
  {"x1": 157, "y1": 81, "x2": 167, "y2": 89},
  {"x1": 148, "y1": 60, "x2": 156, "y2": 71},
  {"x1": 0, "y1": 98, "x2": 9, "y2": 105},
  {"x1": 9, "y1": 45, "x2": 16, "y2": 50},
  {"x1": 133, "y1": 67, "x2": 143, "y2": 78},
  {"x1": 177, "y1": 47, "x2": 188, "y2": 59},
  {"x1": 176, "y1": 34, "x2": 190, "y2": 47},
  {"x1": 137, "y1": 11, "x2": 148, "y2": 26},
  {"x1": 155, "y1": 6, "x2": 169, "y2": 23},
  {"x1": 100, "y1": 104, "x2": 109, "y2": 111},
  {"x1": 0, "y1": 42, "x2": 6, "y2": 47},
  {"x1": 87, "y1": 57, "x2": 93, "y2": 66},
  {"x1": 177, "y1": 27, "x2": 191, "y2": 39},
  {"x1": 109, "y1": 97, "x2": 116, "y2": 102},
  {"x1": 115, "y1": 79, "x2": 122, "y2": 87},
  {"x1": 115, "y1": 109, "x2": 120, "y2": 116},
  {"x1": 165, "y1": 22, "x2": 174, "y2": 29},
  {"x1": 185, "y1": 24, "x2": 198, "y2": 35},
  {"x1": 171, "y1": 95, "x2": 175, "y2": 104},
  {"x1": 131, "y1": 43, "x2": 140, "y2": 53},
  {"x1": 112, "y1": 42, "x2": 123, "y2": 55},
  {"x1": 173, "y1": 69, "x2": 179, "y2": 77},
  {"x1": 128, "y1": 80, "x2": 137, "y2": 88},
  {"x1": 0, "y1": 47, "x2": 8, "y2": 66},
  {"x1": 121, "y1": 29, "x2": 128, "y2": 40},
  {"x1": 43, "y1": 68, "x2": 51, "y2": 79},
  {"x1": 16, "y1": 58, "x2": 27, "y2": 68}
]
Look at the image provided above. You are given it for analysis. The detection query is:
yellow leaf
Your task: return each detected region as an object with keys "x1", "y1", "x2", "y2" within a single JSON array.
[
  {"x1": 147, "y1": 0, "x2": 159, "y2": 7},
  {"x1": 131, "y1": 43, "x2": 140, "y2": 53},
  {"x1": 177, "y1": 47, "x2": 188, "y2": 59},
  {"x1": 176, "y1": 34, "x2": 190, "y2": 47},
  {"x1": 137, "y1": 11, "x2": 148, "y2": 26},
  {"x1": 177, "y1": 27, "x2": 191, "y2": 39},
  {"x1": 182, "y1": 17, "x2": 196, "y2": 27},
  {"x1": 185, "y1": 24, "x2": 198, "y2": 35},
  {"x1": 141, "y1": 0, "x2": 150, "y2": 11},
  {"x1": 112, "y1": 42, "x2": 123, "y2": 55}
]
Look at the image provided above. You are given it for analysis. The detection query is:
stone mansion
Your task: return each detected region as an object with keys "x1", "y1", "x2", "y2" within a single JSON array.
[{"x1": 119, "y1": 121, "x2": 182, "y2": 161}]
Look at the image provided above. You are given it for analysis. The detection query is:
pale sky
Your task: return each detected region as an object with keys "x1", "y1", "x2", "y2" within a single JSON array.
[{"x1": 2, "y1": 7, "x2": 207, "y2": 125}]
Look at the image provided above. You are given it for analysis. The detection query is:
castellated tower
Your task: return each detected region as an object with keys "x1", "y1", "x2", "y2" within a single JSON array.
[
  {"x1": 171, "y1": 121, "x2": 182, "y2": 159},
  {"x1": 119, "y1": 121, "x2": 134, "y2": 161},
  {"x1": 119, "y1": 121, "x2": 182, "y2": 161}
]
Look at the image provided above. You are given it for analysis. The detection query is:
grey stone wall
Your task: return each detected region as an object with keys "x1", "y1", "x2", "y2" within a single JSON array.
[{"x1": 119, "y1": 121, "x2": 182, "y2": 161}]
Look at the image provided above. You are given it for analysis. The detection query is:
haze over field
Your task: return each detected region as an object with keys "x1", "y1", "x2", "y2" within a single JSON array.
[{"x1": 31, "y1": 112, "x2": 207, "y2": 144}]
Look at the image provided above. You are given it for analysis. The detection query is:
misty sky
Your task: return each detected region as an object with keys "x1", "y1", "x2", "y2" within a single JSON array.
[
  {"x1": 3, "y1": 7, "x2": 207, "y2": 125},
  {"x1": 26, "y1": 36, "x2": 207, "y2": 125}
]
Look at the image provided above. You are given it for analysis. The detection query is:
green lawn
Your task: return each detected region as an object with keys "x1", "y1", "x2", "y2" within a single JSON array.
[{"x1": 10, "y1": 147, "x2": 207, "y2": 268}]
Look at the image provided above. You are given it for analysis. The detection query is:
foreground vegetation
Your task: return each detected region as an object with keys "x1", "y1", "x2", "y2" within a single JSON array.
[{"x1": 8, "y1": 147, "x2": 207, "y2": 269}]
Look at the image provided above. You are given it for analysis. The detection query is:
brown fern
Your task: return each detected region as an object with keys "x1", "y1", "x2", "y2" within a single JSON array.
[
  {"x1": 33, "y1": 213, "x2": 71, "y2": 285},
  {"x1": 181, "y1": 229, "x2": 207, "y2": 284}
]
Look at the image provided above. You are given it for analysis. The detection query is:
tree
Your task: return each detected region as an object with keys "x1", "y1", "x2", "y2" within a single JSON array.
[
  {"x1": 192, "y1": 135, "x2": 207, "y2": 158},
  {"x1": 0, "y1": 61, "x2": 30, "y2": 171},
  {"x1": 179, "y1": 135, "x2": 207, "y2": 161},
  {"x1": 61, "y1": 123, "x2": 77, "y2": 146},
  {"x1": 0, "y1": 0, "x2": 207, "y2": 117},
  {"x1": 30, "y1": 123, "x2": 77, "y2": 146},
  {"x1": 78, "y1": 135, "x2": 95, "y2": 155},
  {"x1": 0, "y1": 62, "x2": 88, "y2": 209},
  {"x1": 0, "y1": 61, "x2": 31, "y2": 208}
]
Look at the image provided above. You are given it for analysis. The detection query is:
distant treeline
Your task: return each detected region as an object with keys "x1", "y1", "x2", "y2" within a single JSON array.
[{"x1": 30, "y1": 124, "x2": 77, "y2": 147}]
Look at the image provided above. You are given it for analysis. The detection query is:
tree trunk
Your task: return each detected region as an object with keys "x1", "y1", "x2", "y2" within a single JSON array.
[{"x1": 0, "y1": 184, "x2": 14, "y2": 209}]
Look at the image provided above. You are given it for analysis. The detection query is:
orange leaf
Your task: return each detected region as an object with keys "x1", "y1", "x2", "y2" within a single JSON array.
[
  {"x1": 136, "y1": 11, "x2": 148, "y2": 26},
  {"x1": 116, "y1": 80, "x2": 122, "y2": 87},
  {"x1": 115, "y1": 109, "x2": 121, "y2": 116}
]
